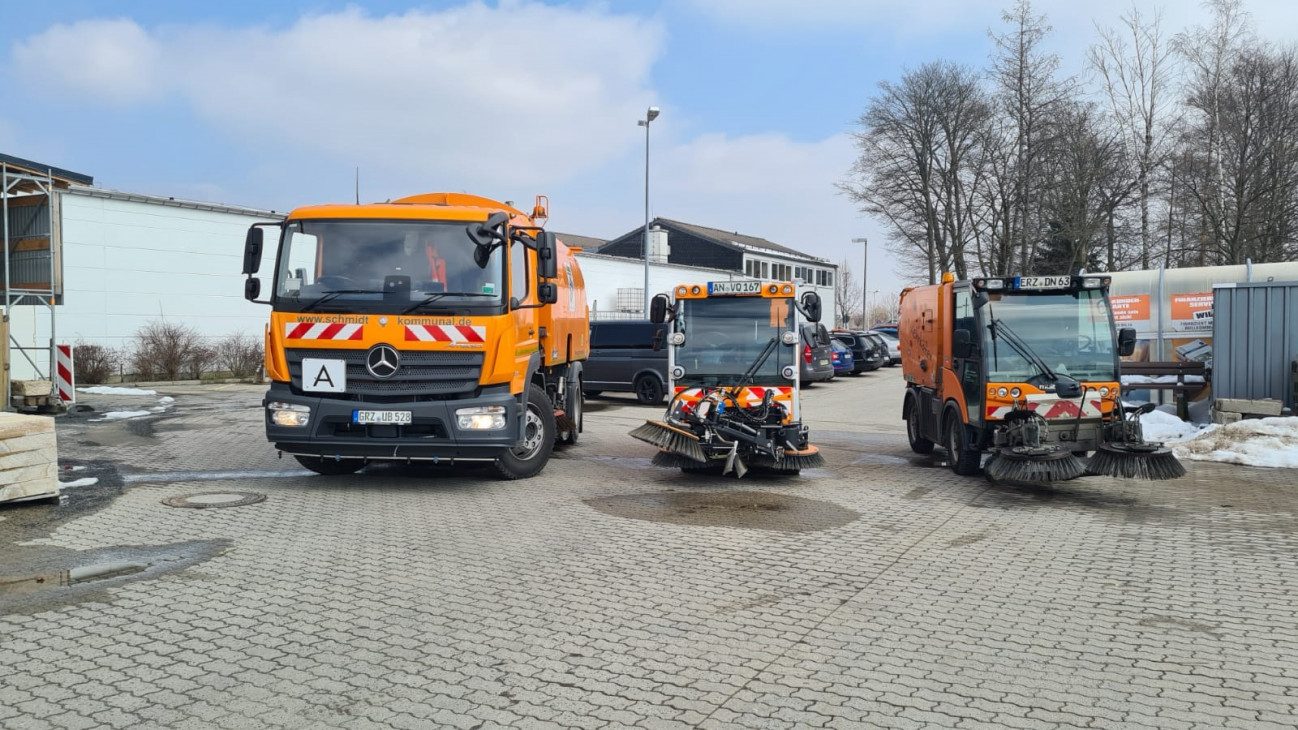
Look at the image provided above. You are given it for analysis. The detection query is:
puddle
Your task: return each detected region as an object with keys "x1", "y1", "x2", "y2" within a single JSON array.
[
  {"x1": 0, "y1": 539, "x2": 231, "y2": 615},
  {"x1": 584, "y1": 490, "x2": 859, "y2": 532}
]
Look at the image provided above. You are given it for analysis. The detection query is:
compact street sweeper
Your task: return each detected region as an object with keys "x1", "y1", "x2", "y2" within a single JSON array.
[
  {"x1": 899, "y1": 273, "x2": 1185, "y2": 484},
  {"x1": 630, "y1": 281, "x2": 825, "y2": 477}
]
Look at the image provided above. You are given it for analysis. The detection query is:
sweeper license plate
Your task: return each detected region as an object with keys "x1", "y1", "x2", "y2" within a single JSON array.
[{"x1": 354, "y1": 410, "x2": 413, "y2": 425}]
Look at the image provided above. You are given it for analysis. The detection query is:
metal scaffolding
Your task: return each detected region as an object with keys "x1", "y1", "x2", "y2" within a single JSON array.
[{"x1": 2, "y1": 153, "x2": 92, "y2": 411}]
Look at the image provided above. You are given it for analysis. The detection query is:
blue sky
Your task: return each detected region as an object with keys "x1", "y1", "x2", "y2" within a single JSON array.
[{"x1": 3, "y1": 1, "x2": 1295, "y2": 296}]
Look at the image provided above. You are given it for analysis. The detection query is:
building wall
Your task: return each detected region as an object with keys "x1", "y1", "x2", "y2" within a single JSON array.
[{"x1": 8, "y1": 190, "x2": 277, "y2": 380}]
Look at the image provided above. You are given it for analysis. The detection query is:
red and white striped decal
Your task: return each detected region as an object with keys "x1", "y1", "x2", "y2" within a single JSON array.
[
  {"x1": 284, "y1": 322, "x2": 364, "y2": 341},
  {"x1": 738, "y1": 386, "x2": 791, "y2": 406},
  {"x1": 404, "y1": 324, "x2": 486, "y2": 343},
  {"x1": 55, "y1": 344, "x2": 75, "y2": 403},
  {"x1": 987, "y1": 397, "x2": 1104, "y2": 420}
]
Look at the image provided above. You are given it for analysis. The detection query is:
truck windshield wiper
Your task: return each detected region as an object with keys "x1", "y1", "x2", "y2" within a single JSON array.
[
  {"x1": 733, "y1": 337, "x2": 779, "y2": 390},
  {"x1": 299, "y1": 289, "x2": 384, "y2": 312},
  {"x1": 987, "y1": 316, "x2": 1058, "y2": 382},
  {"x1": 402, "y1": 292, "x2": 495, "y2": 314}
]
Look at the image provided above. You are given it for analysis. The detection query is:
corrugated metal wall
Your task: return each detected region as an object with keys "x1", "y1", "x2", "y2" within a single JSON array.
[{"x1": 1212, "y1": 281, "x2": 1298, "y2": 410}]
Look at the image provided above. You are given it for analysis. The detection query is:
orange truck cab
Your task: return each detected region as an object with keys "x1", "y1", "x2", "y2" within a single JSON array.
[
  {"x1": 900, "y1": 274, "x2": 1137, "y2": 476},
  {"x1": 241, "y1": 193, "x2": 588, "y2": 479}
]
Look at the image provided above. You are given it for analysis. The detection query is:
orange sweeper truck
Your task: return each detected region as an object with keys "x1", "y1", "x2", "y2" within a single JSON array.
[
  {"x1": 241, "y1": 193, "x2": 588, "y2": 479},
  {"x1": 899, "y1": 273, "x2": 1184, "y2": 484}
]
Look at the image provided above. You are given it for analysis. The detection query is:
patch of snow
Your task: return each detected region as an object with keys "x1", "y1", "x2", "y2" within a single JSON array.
[
  {"x1": 1121, "y1": 374, "x2": 1206, "y2": 385},
  {"x1": 90, "y1": 410, "x2": 153, "y2": 422},
  {"x1": 158, "y1": 396, "x2": 175, "y2": 405},
  {"x1": 1174, "y1": 417, "x2": 1298, "y2": 468},
  {"x1": 78, "y1": 386, "x2": 158, "y2": 396},
  {"x1": 58, "y1": 477, "x2": 99, "y2": 488},
  {"x1": 1139, "y1": 409, "x2": 1207, "y2": 443}
]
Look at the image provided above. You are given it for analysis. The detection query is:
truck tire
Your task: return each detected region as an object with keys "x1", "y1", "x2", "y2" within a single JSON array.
[
  {"x1": 294, "y1": 455, "x2": 365, "y2": 476},
  {"x1": 635, "y1": 374, "x2": 664, "y2": 405},
  {"x1": 906, "y1": 394, "x2": 935, "y2": 454},
  {"x1": 556, "y1": 372, "x2": 583, "y2": 448},
  {"x1": 944, "y1": 414, "x2": 982, "y2": 476},
  {"x1": 493, "y1": 384, "x2": 556, "y2": 480}
]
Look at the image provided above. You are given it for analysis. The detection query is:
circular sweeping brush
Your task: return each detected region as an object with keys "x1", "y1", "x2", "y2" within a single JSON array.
[
  {"x1": 984, "y1": 446, "x2": 1086, "y2": 485},
  {"x1": 630, "y1": 420, "x2": 707, "y2": 463},
  {"x1": 1086, "y1": 442, "x2": 1186, "y2": 480}
]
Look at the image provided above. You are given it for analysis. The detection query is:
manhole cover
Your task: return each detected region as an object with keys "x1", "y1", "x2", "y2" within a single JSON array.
[{"x1": 162, "y1": 492, "x2": 266, "y2": 509}]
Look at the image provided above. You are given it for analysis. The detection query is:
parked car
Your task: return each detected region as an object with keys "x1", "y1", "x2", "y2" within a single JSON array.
[
  {"x1": 871, "y1": 323, "x2": 898, "y2": 337},
  {"x1": 583, "y1": 320, "x2": 668, "y2": 404},
  {"x1": 870, "y1": 329, "x2": 901, "y2": 366},
  {"x1": 829, "y1": 330, "x2": 885, "y2": 373},
  {"x1": 829, "y1": 338, "x2": 855, "y2": 375},
  {"x1": 800, "y1": 322, "x2": 835, "y2": 383}
]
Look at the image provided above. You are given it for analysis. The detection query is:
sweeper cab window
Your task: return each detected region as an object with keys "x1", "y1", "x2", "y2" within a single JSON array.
[{"x1": 982, "y1": 289, "x2": 1117, "y2": 383}]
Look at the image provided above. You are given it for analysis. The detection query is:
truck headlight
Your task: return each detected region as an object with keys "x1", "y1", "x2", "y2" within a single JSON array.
[
  {"x1": 671, "y1": 366, "x2": 685, "y2": 379},
  {"x1": 268, "y1": 402, "x2": 310, "y2": 427},
  {"x1": 781, "y1": 331, "x2": 798, "y2": 345},
  {"x1": 670, "y1": 332, "x2": 685, "y2": 345},
  {"x1": 456, "y1": 406, "x2": 507, "y2": 430}
]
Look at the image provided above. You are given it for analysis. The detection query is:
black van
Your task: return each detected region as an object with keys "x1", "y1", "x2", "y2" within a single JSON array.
[{"x1": 583, "y1": 321, "x2": 669, "y2": 404}]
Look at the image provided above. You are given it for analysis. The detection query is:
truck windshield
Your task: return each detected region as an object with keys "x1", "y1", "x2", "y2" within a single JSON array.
[
  {"x1": 273, "y1": 219, "x2": 504, "y2": 312},
  {"x1": 983, "y1": 290, "x2": 1117, "y2": 382},
  {"x1": 675, "y1": 297, "x2": 794, "y2": 386}
]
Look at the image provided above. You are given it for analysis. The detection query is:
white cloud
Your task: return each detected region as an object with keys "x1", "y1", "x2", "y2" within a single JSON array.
[{"x1": 10, "y1": 3, "x2": 664, "y2": 188}]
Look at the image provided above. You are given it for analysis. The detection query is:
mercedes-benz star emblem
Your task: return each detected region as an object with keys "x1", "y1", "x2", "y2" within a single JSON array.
[{"x1": 365, "y1": 344, "x2": 400, "y2": 379}]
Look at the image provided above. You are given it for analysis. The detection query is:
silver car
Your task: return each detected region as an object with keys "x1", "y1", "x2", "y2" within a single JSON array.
[{"x1": 870, "y1": 330, "x2": 901, "y2": 366}]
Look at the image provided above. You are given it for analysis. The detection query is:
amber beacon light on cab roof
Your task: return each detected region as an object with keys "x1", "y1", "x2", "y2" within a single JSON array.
[{"x1": 241, "y1": 193, "x2": 589, "y2": 480}]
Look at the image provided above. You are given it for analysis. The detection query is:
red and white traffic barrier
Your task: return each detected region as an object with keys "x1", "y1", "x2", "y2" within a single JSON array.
[{"x1": 55, "y1": 344, "x2": 75, "y2": 403}]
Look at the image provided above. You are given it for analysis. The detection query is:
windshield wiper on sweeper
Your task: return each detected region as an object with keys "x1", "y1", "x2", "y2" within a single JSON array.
[
  {"x1": 402, "y1": 292, "x2": 495, "y2": 315},
  {"x1": 987, "y1": 316, "x2": 1058, "y2": 382}
]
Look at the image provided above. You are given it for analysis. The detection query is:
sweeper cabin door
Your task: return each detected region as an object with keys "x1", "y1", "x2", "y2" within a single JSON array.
[{"x1": 952, "y1": 288, "x2": 984, "y2": 426}]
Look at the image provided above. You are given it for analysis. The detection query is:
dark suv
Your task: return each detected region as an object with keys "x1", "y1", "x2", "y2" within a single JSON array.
[
  {"x1": 829, "y1": 330, "x2": 885, "y2": 373},
  {"x1": 800, "y1": 323, "x2": 835, "y2": 383},
  {"x1": 583, "y1": 320, "x2": 669, "y2": 404}
]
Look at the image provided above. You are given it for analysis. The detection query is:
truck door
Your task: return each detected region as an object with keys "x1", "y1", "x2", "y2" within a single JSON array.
[{"x1": 953, "y1": 289, "x2": 983, "y2": 426}]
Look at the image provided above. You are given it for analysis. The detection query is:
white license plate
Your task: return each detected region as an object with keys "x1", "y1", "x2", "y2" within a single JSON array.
[
  {"x1": 820, "y1": 359, "x2": 830, "y2": 365},
  {"x1": 708, "y1": 280, "x2": 762, "y2": 295},
  {"x1": 1017, "y1": 275, "x2": 1071, "y2": 289},
  {"x1": 354, "y1": 410, "x2": 412, "y2": 425}
]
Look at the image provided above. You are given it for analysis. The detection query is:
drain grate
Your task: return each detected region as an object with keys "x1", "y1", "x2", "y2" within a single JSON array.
[{"x1": 162, "y1": 492, "x2": 266, "y2": 509}]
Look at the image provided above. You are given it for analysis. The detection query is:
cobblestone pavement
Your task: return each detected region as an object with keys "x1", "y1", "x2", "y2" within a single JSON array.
[{"x1": 2, "y1": 373, "x2": 1296, "y2": 729}]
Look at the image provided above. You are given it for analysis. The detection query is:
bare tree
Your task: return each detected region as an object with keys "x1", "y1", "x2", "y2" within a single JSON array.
[
  {"x1": 986, "y1": 0, "x2": 1074, "y2": 274},
  {"x1": 834, "y1": 260, "x2": 863, "y2": 328},
  {"x1": 1090, "y1": 4, "x2": 1179, "y2": 269},
  {"x1": 842, "y1": 61, "x2": 992, "y2": 284}
]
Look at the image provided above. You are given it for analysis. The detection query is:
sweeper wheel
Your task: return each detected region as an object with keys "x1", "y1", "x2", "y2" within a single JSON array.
[
  {"x1": 944, "y1": 419, "x2": 982, "y2": 476},
  {"x1": 906, "y1": 395, "x2": 934, "y2": 454}
]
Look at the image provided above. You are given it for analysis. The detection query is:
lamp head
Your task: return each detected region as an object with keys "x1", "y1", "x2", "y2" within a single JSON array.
[{"x1": 646, "y1": 106, "x2": 660, "y2": 123}]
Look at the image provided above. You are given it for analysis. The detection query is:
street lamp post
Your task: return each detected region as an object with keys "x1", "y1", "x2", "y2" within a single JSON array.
[
  {"x1": 851, "y1": 237, "x2": 868, "y2": 328},
  {"x1": 639, "y1": 106, "x2": 661, "y2": 316}
]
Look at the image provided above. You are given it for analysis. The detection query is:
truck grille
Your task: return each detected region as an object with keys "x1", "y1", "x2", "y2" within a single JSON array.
[{"x1": 286, "y1": 348, "x2": 484, "y2": 399}]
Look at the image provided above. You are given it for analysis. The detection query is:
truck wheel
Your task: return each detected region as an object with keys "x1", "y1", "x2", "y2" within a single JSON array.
[
  {"x1": 493, "y1": 384, "x2": 556, "y2": 480},
  {"x1": 635, "y1": 374, "x2": 664, "y2": 405},
  {"x1": 294, "y1": 455, "x2": 365, "y2": 476},
  {"x1": 556, "y1": 378, "x2": 582, "y2": 448},
  {"x1": 944, "y1": 416, "x2": 982, "y2": 476},
  {"x1": 906, "y1": 396, "x2": 935, "y2": 454}
]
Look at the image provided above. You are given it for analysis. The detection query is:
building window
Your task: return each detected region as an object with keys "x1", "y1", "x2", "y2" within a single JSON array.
[
  {"x1": 826, "y1": 271, "x2": 834, "y2": 287},
  {"x1": 761, "y1": 261, "x2": 769, "y2": 279}
]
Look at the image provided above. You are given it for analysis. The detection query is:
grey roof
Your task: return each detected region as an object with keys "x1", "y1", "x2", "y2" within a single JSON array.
[
  {"x1": 0, "y1": 152, "x2": 93, "y2": 185},
  {"x1": 552, "y1": 232, "x2": 607, "y2": 252},
  {"x1": 653, "y1": 218, "x2": 828, "y2": 263},
  {"x1": 65, "y1": 186, "x2": 283, "y2": 219}
]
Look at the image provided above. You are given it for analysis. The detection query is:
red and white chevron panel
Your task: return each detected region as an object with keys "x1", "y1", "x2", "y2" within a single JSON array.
[
  {"x1": 55, "y1": 344, "x2": 75, "y2": 403},
  {"x1": 986, "y1": 396, "x2": 1104, "y2": 420},
  {"x1": 404, "y1": 324, "x2": 486, "y2": 343},
  {"x1": 284, "y1": 322, "x2": 364, "y2": 341},
  {"x1": 738, "y1": 386, "x2": 791, "y2": 406}
]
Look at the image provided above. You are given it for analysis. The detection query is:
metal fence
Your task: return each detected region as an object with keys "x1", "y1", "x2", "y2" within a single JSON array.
[{"x1": 1212, "y1": 280, "x2": 1298, "y2": 410}]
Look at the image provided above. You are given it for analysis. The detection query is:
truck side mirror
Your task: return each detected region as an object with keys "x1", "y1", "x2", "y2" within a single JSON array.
[
  {"x1": 801, "y1": 292, "x2": 822, "y2": 323},
  {"x1": 468, "y1": 211, "x2": 509, "y2": 248},
  {"x1": 1117, "y1": 327, "x2": 1137, "y2": 357},
  {"x1": 536, "y1": 231, "x2": 558, "y2": 279},
  {"x1": 243, "y1": 227, "x2": 264, "y2": 275},
  {"x1": 649, "y1": 294, "x2": 670, "y2": 324},
  {"x1": 537, "y1": 282, "x2": 558, "y2": 304},
  {"x1": 244, "y1": 277, "x2": 261, "y2": 301},
  {"x1": 952, "y1": 329, "x2": 972, "y2": 359}
]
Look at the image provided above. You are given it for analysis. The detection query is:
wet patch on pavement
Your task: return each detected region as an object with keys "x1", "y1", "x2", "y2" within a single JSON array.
[
  {"x1": 0, "y1": 539, "x2": 232, "y2": 616},
  {"x1": 583, "y1": 490, "x2": 859, "y2": 532}
]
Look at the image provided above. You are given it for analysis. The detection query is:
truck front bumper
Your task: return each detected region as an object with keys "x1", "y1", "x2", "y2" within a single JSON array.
[{"x1": 263, "y1": 382, "x2": 524, "y2": 461}]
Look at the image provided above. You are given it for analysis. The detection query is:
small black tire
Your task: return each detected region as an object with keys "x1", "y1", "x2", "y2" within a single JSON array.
[
  {"x1": 634, "y1": 374, "x2": 664, "y2": 405},
  {"x1": 945, "y1": 414, "x2": 982, "y2": 476},
  {"x1": 492, "y1": 384, "x2": 556, "y2": 480},
  {"x1": 556, "y1": 372, "x2": 583, "y2": 448},
  {"x1": 906, "y1": 396, "x2": 935, "y2": 455},
  {"x1": 294, "y1": 455, "x2": 365, "y2": 476}
]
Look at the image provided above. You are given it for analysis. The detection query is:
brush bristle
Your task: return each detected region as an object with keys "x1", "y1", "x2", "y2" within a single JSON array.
[
  {"x1": 1086, "y1": 444, "x2": 1186, "y2": 480},
  {"x1": 555, "y1": 413, "x2": 576, "y2": 433},
  {"x1": 985, "y1": 450, "x2": 1086, "y2": 484},
  {"x1": 652, "y1": 450, "x2": 710, "y2": 468},
  {"x1": 630, "y1": 421, "x2": 707, "y2": 462}
]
